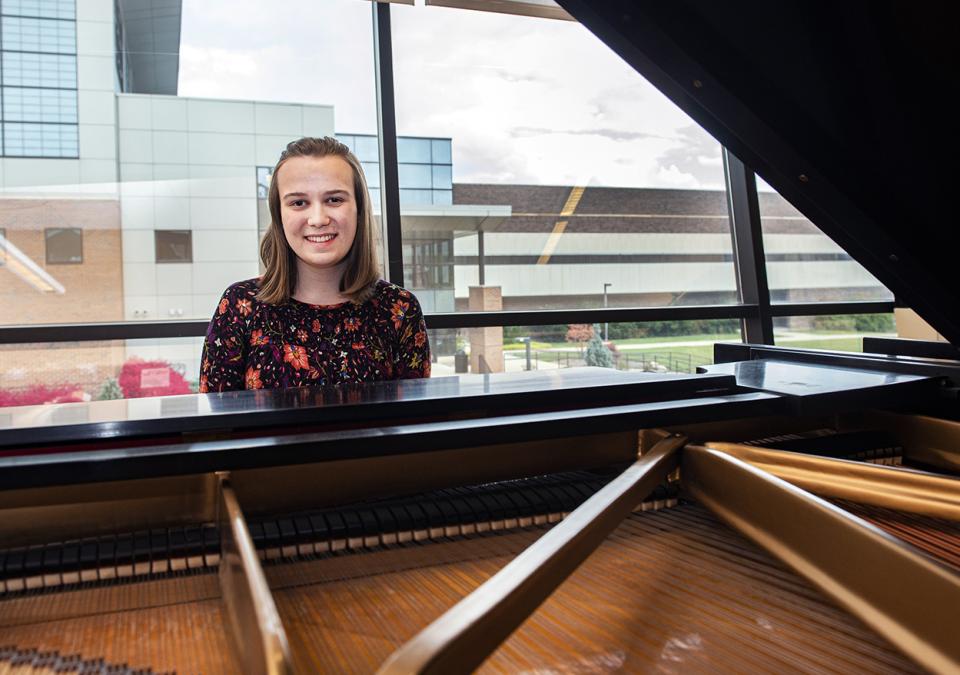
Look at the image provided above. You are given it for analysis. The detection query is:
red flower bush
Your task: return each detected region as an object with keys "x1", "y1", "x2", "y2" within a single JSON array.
[
  {"x1": 0, "y1": 384, "x2": 88, "y2": 408},
  {"x1": 118, "y1": 359, "x2": 192, "y2": 399}
]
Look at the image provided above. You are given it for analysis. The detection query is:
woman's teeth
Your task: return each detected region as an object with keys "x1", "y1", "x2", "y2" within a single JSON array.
[{"x1": 305, "y1": 234, "x2": 336, "y2": 243}]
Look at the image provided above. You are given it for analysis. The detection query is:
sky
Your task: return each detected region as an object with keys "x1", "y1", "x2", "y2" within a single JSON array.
[{"x1": 178, "y1": 0, "x2": 727, "y2": 190}]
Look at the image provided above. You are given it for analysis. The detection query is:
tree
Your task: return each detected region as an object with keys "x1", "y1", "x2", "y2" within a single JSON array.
[
  {"x1": 566, "y1": 324, "x2": 594, "y2": 354},
  {"x1": 584, "y1": 323, "x2": 615, "y2": 368}
]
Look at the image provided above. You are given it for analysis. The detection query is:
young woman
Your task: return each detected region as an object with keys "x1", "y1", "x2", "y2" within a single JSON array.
[{"x1": 199, "y1": 137, "x2": 430, "y2": 392}]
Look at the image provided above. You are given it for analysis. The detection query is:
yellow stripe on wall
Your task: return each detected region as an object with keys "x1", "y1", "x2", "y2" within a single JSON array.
[{"x1": 537, "y1": 186, "x2": 586, "y2": 264}]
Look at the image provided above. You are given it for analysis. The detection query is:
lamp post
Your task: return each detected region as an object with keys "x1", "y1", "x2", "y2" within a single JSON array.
[
  {"x1": 515, "y1": 337, "x2": 532, "y2": 371},
  {"x1": 602, "y1": 283, "x2": 612, "y2": 340}
]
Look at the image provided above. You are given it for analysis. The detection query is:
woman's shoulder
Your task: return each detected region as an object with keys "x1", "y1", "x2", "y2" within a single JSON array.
[
  {"x1": 223, "y1": 278, "x2": 261, "y2": 297},
  {"x1": 370, "y1": 279, "x2": 417, "y2": 303}
]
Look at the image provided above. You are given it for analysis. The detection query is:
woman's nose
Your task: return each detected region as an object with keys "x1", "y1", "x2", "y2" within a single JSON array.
[{"x1": 307, "y1": 204, "x2": 331, "y2": 227}]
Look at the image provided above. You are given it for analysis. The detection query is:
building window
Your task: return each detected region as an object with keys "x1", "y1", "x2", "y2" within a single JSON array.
[
  {"x1": 155, "y1": 230, "x2": 193, "y2": 263},
  {"x1": 0, "y1": 2, "x2": 78, "y2": 158},
  {"x1": 44, "y1": 227, "x2": 82, "y2": 264}
]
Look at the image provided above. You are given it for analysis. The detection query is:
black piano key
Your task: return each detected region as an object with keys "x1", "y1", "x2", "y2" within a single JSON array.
[
  {"x1": 324, "y1": 511, "x2": 347, "y2": 540},
  {"x1": 5, "y1": 548, "x2": 25, "y2": 577},
  {"x1": 277, "y1": 518, "x2": 297, "y2": 545},
  {"x1": 504, "y1": 490, "x2": 534, "y2": 518},
  {"x1": 434, "y1": 499, "x2": 459, "y2": 527},
  {"x1": 42, "y1": 546, "x2": 61, "y2": 574},
  {"x1": 294, "y1": 516, "x2": 314, "y2": 541},
  {"x1": 420, "y1": 501, "x2": 444, "y2": 529},
  {"x1": 133, "y1": 530, "x2": 151, "y2": 564},
  {"x1": 387, "y1": 504, "x2": 413, "y2": 531},
  {"x1": 308, "y1": 514, "x2": 329, "y2": 541},
  {"x1": 460, "y1": 493, "x2": 491, "y2": 522},
  {"x1": 403, "y1": 503, "x2": 428, "y2": 530},
  {"x1": 114, "y1": 534, "x2": 133, "y2": 568},
  {"x1": 372, "y1": 506, "x2": 397, "y2": 534},
  {"x1": 79, "y1": 540, "x2": 97, "y2": 569},
  {"x1": 168, "y1": 528, "x2": 188, "y2": 557},
  {"x1": 261, "y1": 521, "x2": 280, "y2": 548},
  {"x1": 341, "y1": 510, "x2": 363, "y2": 539},
  {"x1": 24, "y1": 547, "x2": 44, "y2": 576},
  {"x1": 492, "y1": 493, "x2": 518, "y2": 519},
  {"x1": 99, "y1": 537, "x2": 118, "y2": 568},
  {"x1": 356, "y1": 509, "x2": 380, "y2": 536},
  {"x1": 247, "y1": 521, "x2": 266, "y2": 548},
  {"x1": 446, "y1": 496, "x2": 475, "y2": 524},
  {"x1": 151, "y1": 529, "x2": 168, "y2": 560},
  {"x1": 183, "y1": 525, "x2": 203, "y2": 551},
  {"x1": 61, "y1": 541, "x2": 80, "y2": 570},
  {"x1": 476, "y1": 493, "x2": 504, "y2": 520},
  {"x1": 202, "y1": 524, "x2": 219, "y2": 561}
]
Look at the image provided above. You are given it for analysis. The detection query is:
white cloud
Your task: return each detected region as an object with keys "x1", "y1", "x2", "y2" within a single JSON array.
[{"x1": 178, "y1": 1, "x2": 725, "y2": 189}]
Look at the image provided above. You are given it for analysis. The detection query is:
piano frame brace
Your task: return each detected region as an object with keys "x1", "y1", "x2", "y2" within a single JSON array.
[
  {"x1": 217, "y1": 472, "x2": 293, "y2": 675},
  {"x1": 703, "y1": 441, "x2": 960, "y2": 521},
  {"x1": 682, "y1": 444, "x2": 960, "y2": 675},
  {"x1": 377, "y1": 434, "x2": 686, "y2": 675}
]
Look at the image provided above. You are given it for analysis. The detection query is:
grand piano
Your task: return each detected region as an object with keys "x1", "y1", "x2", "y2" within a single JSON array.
[{"x1": 1, "y1": 2, "x2": 958, "y2": 673}]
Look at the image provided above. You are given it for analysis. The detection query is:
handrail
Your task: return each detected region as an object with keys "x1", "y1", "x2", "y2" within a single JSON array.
[
  {"x1": 376, "y1": 433, "x2": 686, "y2": 675},
  {"x1": 0, "y1": 300, "x2": 894, "y2": 344}
]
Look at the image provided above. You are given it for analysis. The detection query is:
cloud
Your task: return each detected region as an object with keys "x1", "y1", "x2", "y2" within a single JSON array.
[{"x1": 179, "y1": 2, "x2": 725, "y2": 189}]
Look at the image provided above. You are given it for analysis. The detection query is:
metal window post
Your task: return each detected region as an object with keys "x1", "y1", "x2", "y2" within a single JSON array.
[
  {"x1": 373, "y1": 1, "x2": 404, "y2": 285},
  {"x1": 723, "y1": 148, "x2": 773, "y2": 344}
]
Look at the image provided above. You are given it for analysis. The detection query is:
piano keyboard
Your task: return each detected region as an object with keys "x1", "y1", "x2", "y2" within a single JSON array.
[{"x1": 0, "y1": 470, "x2": 678, "y2": 596}]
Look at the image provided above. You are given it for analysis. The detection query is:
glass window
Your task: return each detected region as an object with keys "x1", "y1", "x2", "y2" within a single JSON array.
[
  {"x1": 773, "y1": 313, "x2": 896, "y2": 353},
  {"x1": 0, "y1": 337, "x2": 205, "y2": 410},
  {"x1": 431, "y1": 138, "x2": 452, "y2": 164},
  {"x1": 155, "y1": 231, "x2": 193, "y2": 264},
  {"x1": 353, "y1": 134, "x2": 379, "y2": 162},
  {"x1": 1, "y1": 16, "x2": 76, "y2": 54},
  {"x1": 397, "y1": 136, "x2": 431, "y2": 163},
  {"x1": 361, "y1": 161, "x2": 380, "y2": 188},
  {"x1": 3, "y1": 122, "x2": 78, "y2": 156},
  {"x1": 400, "y1": 188, "x2": 436, "y2": 205},
  {"x1": 426, "y1": 319, "x2": 741, "y2": 377},
  {"x1": 399, "y1": 162, "x2": 432, "y2": 189},
  {"x1": 45, "y1": 227, "x2": 82, "y2": 264},
  {"x1": 2, "y1": 87, "x2": 77, "y2": 123},
  {"x1": 393, "y1": 4, "x2": 736, "y2": 336},
  {"x1": 0, "y1": 52, "x2": 76, "y2": 88},
  {"x1": 758, "y1": 178, "x2": 894, "y2": 303},
  {"x1": 432, "y1": 164, "x2": 452, "y2": 189},
  {"x1": 2, "y1": 0, "x2": 76, "y2": 20}
]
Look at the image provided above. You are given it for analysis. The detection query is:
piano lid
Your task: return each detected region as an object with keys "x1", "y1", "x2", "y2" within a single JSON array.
[{"x1": 559, "y1": 1, "x2": 957, "y2": 345}]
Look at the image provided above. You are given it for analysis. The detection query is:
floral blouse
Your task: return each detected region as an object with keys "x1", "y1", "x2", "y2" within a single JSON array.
[{"x1": 199, "y1": 279, "x2": 430, "y2": 392}]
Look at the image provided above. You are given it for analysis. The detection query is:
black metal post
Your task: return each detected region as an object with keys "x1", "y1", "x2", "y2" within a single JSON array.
[
  {"x1": 723, "y1": 148, "x2": 774, "y2": 344},
  {"x1": 373, "y1": 2, "x2": 404, "y2": 285}
]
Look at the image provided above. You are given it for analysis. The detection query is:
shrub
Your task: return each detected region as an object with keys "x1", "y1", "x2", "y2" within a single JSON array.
[
  {"x1": 0, "y1": 384, "x2": 88, "y2": 407},
  {"x1": 118, "y1": 359, "x2": 191, "y2": 398}
]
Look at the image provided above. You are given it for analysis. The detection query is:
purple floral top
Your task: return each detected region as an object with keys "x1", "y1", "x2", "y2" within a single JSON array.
[{"x1": 199, "y1": 279, "x2": 430, "y2": 392}]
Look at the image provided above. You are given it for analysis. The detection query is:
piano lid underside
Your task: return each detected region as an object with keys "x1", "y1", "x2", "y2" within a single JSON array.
[{"x1": 558, "y1": 0, "x2": 959, "y2": 344}]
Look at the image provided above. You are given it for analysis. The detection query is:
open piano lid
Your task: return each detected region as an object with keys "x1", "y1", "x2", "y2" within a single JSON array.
[{"x1": 558, "y1": 1, "x2": 957, "y2": 345}]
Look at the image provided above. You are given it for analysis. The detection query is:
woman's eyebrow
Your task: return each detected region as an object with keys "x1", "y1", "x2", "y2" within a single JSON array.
[{"x1": 282, "y1": 191, "x2": 308, "y2": 199}]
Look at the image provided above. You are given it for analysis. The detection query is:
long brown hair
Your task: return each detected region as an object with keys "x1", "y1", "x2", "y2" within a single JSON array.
[{"x1": 258, "y1": 136, "x2": 380, "y2": 305}]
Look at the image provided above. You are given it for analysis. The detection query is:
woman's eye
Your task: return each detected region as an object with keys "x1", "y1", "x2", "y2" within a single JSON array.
[
  {"x1": 327, "y1": 197, "x2": 344, "y2": 204},
  {"x1": 290, "y1": 199, "x2": 306, "y2": 207}
]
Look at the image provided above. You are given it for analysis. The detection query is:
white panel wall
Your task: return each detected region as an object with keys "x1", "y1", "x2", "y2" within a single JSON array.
[{"x1": 116, "y1": 93, "x2": 335, "y2": 320}]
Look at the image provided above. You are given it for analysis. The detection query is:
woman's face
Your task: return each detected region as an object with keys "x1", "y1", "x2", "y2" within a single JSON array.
[{"x1": 277, "y1": 154, "x2": 358, "y2": 274}]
